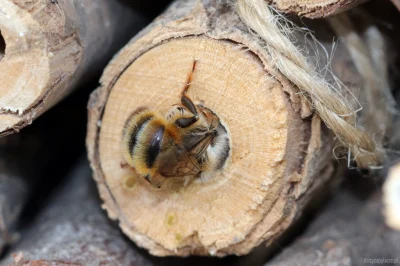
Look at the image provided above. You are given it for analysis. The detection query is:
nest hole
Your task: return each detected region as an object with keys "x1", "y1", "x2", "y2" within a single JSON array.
[{"x1": 0, "y1": 31, "x2": 5, "y2": 62}]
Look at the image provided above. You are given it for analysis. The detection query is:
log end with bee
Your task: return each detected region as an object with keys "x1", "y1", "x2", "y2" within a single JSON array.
[
  {"x1": 121, "y1": 61, "x2": 231, "y2": 189},
  {"x1": 87, "y1": 28, "x2": 340, "y2": 255}
]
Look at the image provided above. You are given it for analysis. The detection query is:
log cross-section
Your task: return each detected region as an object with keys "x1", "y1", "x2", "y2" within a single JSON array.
[{"x1": 86, "y1": 0, "x2": 368, "y2": 257}]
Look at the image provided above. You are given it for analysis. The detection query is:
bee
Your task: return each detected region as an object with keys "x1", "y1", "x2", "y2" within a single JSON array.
[{"x1": 122, "y1": 61, "x2": 230, "y2": 188}]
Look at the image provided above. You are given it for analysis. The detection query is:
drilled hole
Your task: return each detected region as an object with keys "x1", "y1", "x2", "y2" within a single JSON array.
[{"x1": 0, "y1": 31, "x2": 5, "y2": 62}]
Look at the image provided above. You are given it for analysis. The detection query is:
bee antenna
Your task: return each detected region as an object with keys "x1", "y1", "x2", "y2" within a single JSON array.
[{"x1": 182, "y1": 60, "x2": 198, "y2": 95}]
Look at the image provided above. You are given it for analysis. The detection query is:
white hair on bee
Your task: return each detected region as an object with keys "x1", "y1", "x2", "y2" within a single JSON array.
[{"x1": 199, "y1": 118, "x2": 231, "y2": 183}]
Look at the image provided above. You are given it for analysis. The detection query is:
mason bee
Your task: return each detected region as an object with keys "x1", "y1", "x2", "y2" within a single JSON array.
[{"x1": 122, "y1": 61, "x2": 230, "y2": 188}]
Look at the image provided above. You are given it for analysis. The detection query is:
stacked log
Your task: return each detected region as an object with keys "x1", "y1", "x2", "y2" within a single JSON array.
[
  {"x1": 0, "y1": 0, "x2": 144, "y2": 136},
  {"x1": 86, "y1": 0, "x2": 390, "y2": 257}
]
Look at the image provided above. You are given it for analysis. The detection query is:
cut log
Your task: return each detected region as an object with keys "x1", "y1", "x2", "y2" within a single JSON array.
[
  {"x1": 269, "y1": 0, "x2": 368, "y2": 18},
  {"x1": 4, "y1": 159, "x2": 154, "y2": 266},
  {"x1": 0, "y1": 0, "x2": 144, "y2": 136},
  {"x1": 0, "y1": 85, "x2": 104, "y2": 257},
  {"x1": 267, "y1": 190, "x2": 400, "y2": 265},
  {"x1": 86, "y1": 0, "x2": 378, "y2": 257},
  {"x1": 383, "y1": 163, "x2": 400, "y2": 231},
  {"x1": 0, "y1": 135, "x2": 28, "y2": 255}
]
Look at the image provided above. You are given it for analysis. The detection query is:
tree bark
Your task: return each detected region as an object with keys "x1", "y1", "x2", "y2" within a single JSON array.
[
  {"x1": 4, "y1": 159, "x2": 154, "y2": 266},
  {"x1": 267, "y1": 190, "x2": 400, "y2": 266},
  {"x1": 0, "y1": 0, "x2": 144, "y2": 136},
  {"x1": 269, "y1": 0, "x2": 368, "y2": 18},
  {"x1": 0, "y1": 83, "x2": 106, "y2": 257},
  {"x1": 86, "y1": 0, "x2": 381, "y2": 257},
  {"x1": 0, "y1": 136, "x2": 27, "y2": 255}
]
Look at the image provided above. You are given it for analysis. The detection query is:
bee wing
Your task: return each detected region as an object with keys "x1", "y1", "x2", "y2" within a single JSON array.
[
  {"x1": 158, "y1": 133, "x2": 215, "y2": 178},
  {"x1": 158, "y1": 146, "x2": 201, "y2": 177},
  {"x1": 186, "y1": 132, "x2": 215, "y2": 161},
  {"x1": 161, "y1": 155, "x2": 201, "y2": 177}
]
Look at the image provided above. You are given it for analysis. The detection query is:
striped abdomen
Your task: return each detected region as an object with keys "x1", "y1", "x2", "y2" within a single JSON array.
[{"x1": 122, "y1": 108, "x2": 180, "y2": 183}]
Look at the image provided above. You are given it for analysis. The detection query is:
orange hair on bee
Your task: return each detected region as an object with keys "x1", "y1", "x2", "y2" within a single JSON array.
[
  {"x1": 122, "y1": 108, "x2": 154, "y2": 168},
  {"x1": 122, "y1": 107, "x2": 182, "y2": 186}
]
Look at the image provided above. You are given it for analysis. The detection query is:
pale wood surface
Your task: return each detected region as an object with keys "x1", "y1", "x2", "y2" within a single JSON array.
[
  {"x1": 0, "y1": 0, "x2": 143, "y2": 136},
  {"x1": 99, "y1": 37, "x2": 292, "y2": 256}
]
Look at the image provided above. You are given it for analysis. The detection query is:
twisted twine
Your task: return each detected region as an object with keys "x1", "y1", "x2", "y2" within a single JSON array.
[{"x1": 236, "y1": 0, "x2": 382, "y2": 168}]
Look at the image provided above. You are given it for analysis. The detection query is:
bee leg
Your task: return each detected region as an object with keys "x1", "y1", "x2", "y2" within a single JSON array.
[
  {"x1": 187, "y1": 132, "x2": 215, "y2": 161},
  {"x1": 145, "y1": 173, "x2": 167, "y2": 189}
]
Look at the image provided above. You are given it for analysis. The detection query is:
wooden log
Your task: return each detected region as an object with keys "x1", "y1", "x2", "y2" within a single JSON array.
[
  {"x1": 0, "y1": 85, "x2": 102, "y2": 257},
  {"x1": 267, "y1": 189, "x2": 400, "y2": 265},
  {"x1": 269, "y1": 0, "x2": 368, "y2": 18},
  {"x1": 86, "y1": 0, "x2": 378, "y2": 257},
  {"x1": 4, "y1": 160, "x2": 154, "y2": 266},
  {"x1": 0, "y1": 0, "x2": 144, "y2": 136},
  {"x1": 0, "y1": 140, "x2": 27, "y2": 255}
]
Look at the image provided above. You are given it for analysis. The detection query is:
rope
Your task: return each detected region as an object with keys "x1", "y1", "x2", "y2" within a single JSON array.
[{"x1": 236, "y1": 0, "x2": 382, "y2": 168}]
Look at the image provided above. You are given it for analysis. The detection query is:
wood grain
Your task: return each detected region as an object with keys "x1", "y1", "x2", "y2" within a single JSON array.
[{"x1": 0, "y1": 0, "x2": 144, "y2": 136}]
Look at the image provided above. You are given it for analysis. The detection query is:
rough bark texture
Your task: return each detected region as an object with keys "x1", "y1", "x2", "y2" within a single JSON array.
[
  {"x1": 0, "y1": 135, "x2": 31, "y2": 255},
  {"x1": 0, "y1": 0, "x2": 144, "y2": 136},
  {"x1": 86, "y1": 0, "x2": 373, "y2": 257},
  {"x1": 270, "y1": 0, "x2": 368, "y2": 18},
  {"x1": 0, "y1": 139, "x2": 26, "y2": 255},
  {"x1": 0, "y1": 175, "x2": 26, "y2": 255},
  {"x1": 0, "y1": 83, "x2": 112, "y2": 257},
  {"x1": 267, "y1": 189, "x2": 400, "y2": 266},
  {"x1": 2, "y1": 159, "x2": 154, "y2": 266}
]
